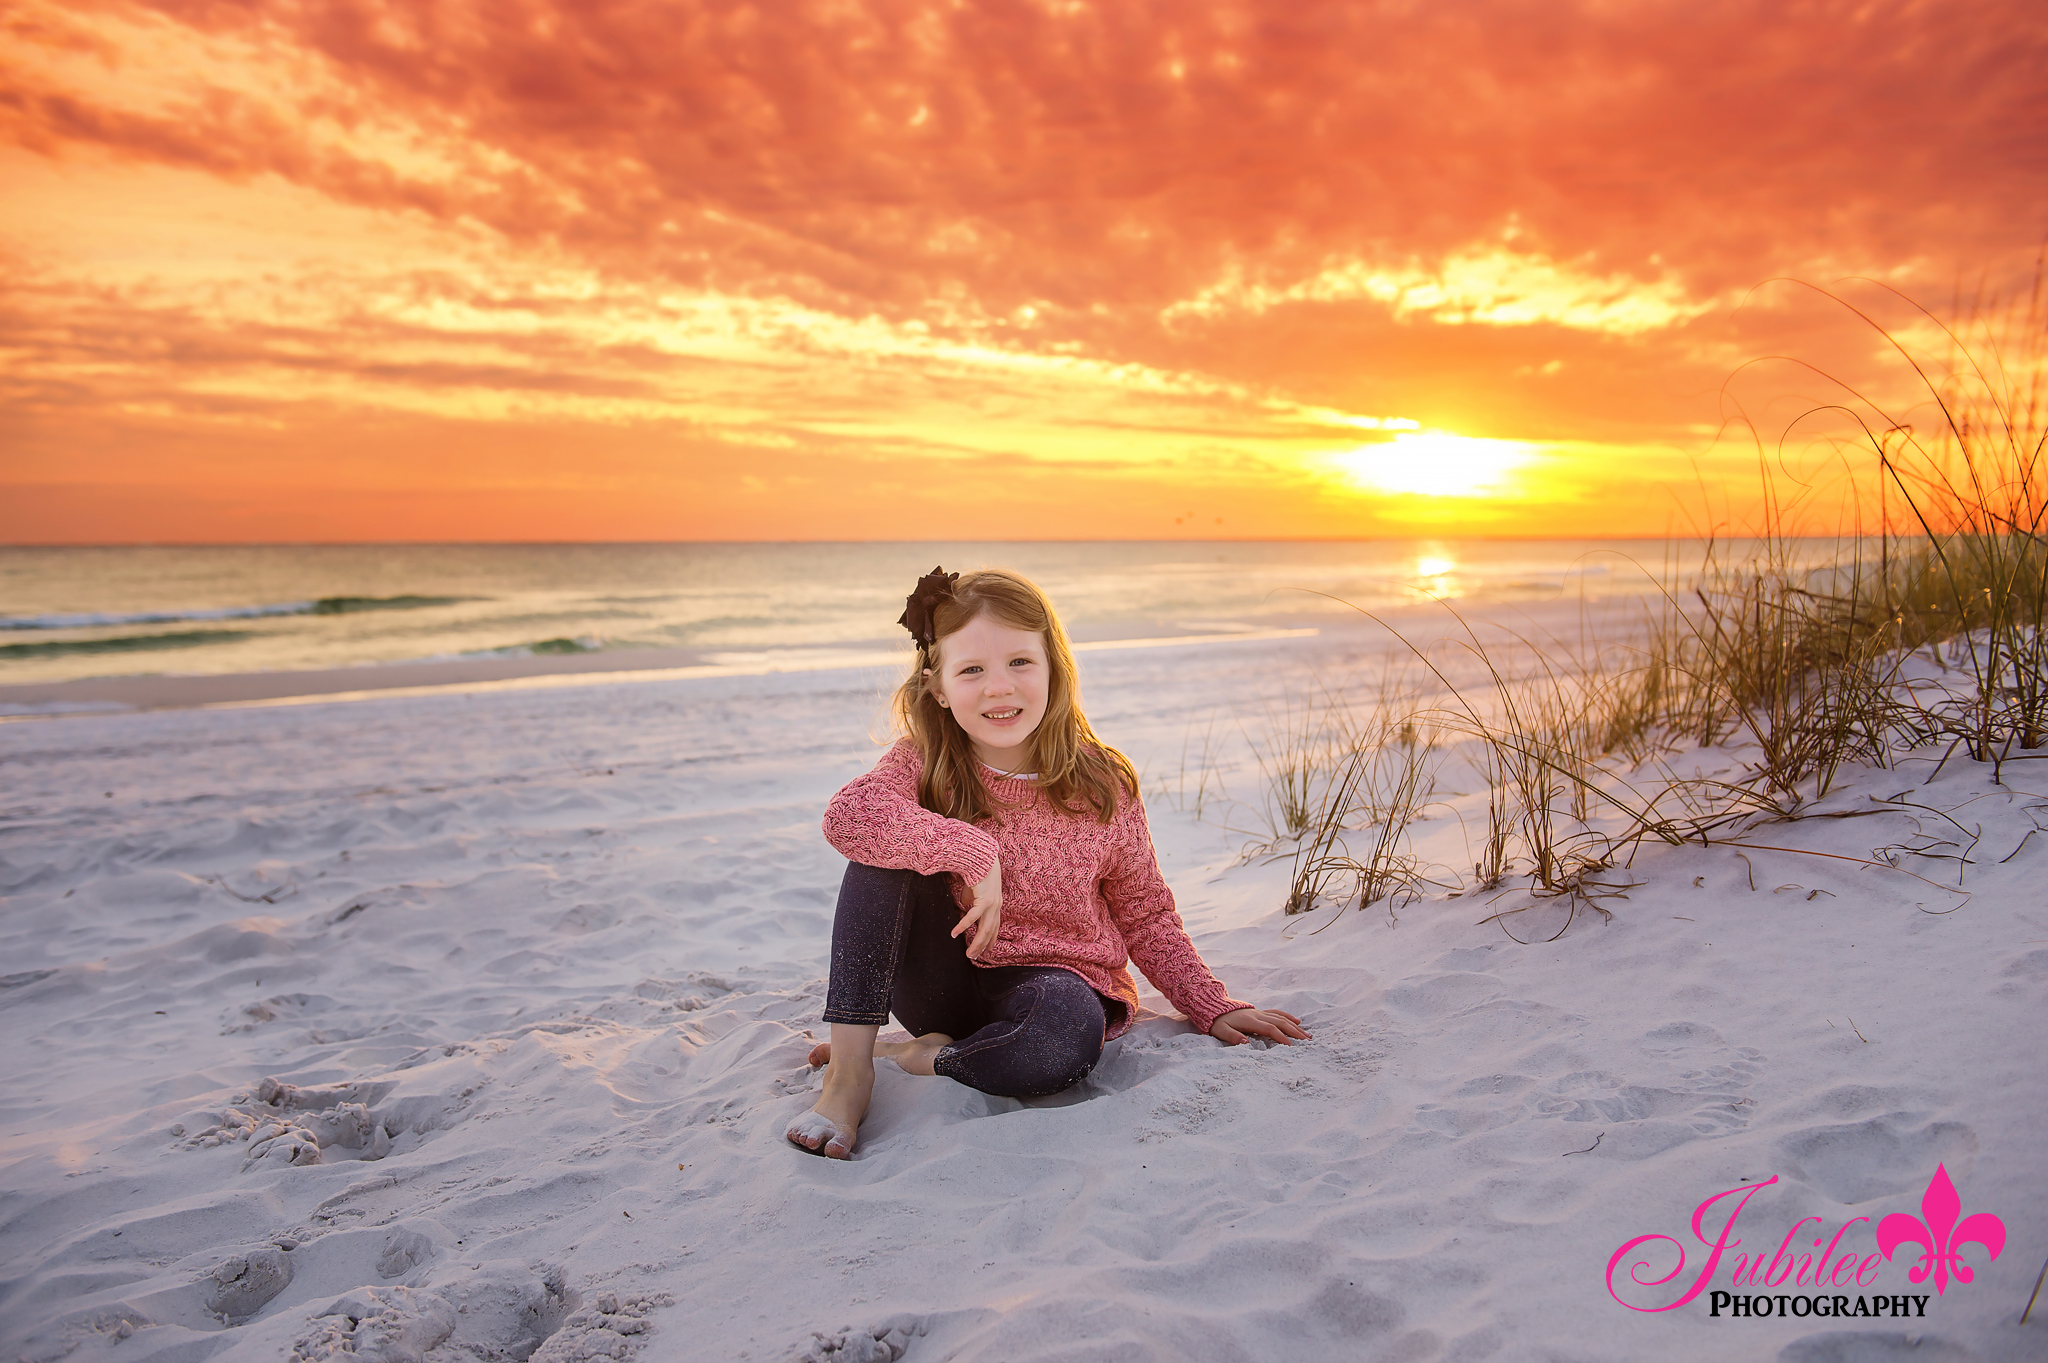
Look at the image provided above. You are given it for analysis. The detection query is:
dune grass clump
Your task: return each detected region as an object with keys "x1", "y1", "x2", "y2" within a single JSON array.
[
  {"x1": 1676, "y1": 271, "x2": 2046, "y2": 785},
  {"x1": 1282, "y1": 708, "x2": 1446, "y2": 920},
  {"x1": 1252, "y1": 271, "x2": 2044, "y2": 927},
  {"x1": 1244, "y1": 683, "x2": 1345, "y2": 843},
  {"x1": 1874, "y1": 389, "x2": 2047, "y2": 775}
]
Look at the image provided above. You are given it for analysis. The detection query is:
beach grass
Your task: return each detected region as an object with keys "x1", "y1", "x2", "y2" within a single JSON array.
[{"x1": 1237, "y1": 275, "x2": 2045, "y2": 922}]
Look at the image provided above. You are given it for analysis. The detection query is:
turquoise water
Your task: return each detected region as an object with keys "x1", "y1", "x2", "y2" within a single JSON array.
[{"x1": 0, "y1": 541, "x2": 1690, "y2": 683}]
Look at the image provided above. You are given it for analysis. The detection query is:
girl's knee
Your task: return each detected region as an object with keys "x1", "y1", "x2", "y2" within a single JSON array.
[
  {"x1": 839, "y1": 861, "x2": 909, "y2": 895},
  {"x1": 1035, "y1": 1040, "x2": 1102, "y2": 1096},
  {"x1": 1033, "y1": 1041, "x2": 1102, "y2": 1096},
  {"x1": 945, "y1": 1048, "x2": 1096, "y2": 1099},
  {"x1": 1033, "y1": 1026, "x2": 1103, "y2": 1095},
  {"x1": 983, "y1": 984, "x2": 1105, "y2": 1097}
]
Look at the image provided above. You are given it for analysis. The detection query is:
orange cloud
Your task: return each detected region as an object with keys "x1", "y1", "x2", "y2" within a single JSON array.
[{"x1": 2, "y1": 0, "x2": 2043, "y2": 541}]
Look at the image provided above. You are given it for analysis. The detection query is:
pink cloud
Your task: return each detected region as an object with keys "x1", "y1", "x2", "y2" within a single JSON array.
[{"x1": 11, "y1": 0, "x2": 2039, "y2": 321}]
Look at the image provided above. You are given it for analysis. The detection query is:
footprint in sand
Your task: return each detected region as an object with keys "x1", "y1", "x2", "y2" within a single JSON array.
[
  {"x1": 531, "y1": 1290, "x2": 673, "y2": 1361},
  {"x1": 1498, "y1": 1022, "x2": 1767, "y2": 1155},
  {"x1": 293, "y1": 1261, "x2": 603, "y2": 1360},
  {"x1": 172, "y1": 1062, "x2": 496, "y2": 1172},
  {"x1": 1775, "y1": 1328, "x2": 1971, "y2": 1362},
  {"x1": 204, "y1": 1247, "x2": 294, "y2": 1322},
  {"x1": 290, "y1": 1285, "x2": 456, "y2": 1361},
  {"x1": 795, "y1": 1313, "x2": 927, "y2": 1363},
  {"x1": 219, "y1": 992, "x2": 341, "y2": 1035},
  {"x1": 1775, "y1": 1109, "x2": 1978, "y2": 1204}
]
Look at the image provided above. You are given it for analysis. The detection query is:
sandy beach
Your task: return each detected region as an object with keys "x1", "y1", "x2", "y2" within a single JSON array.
[
  {"x1": 9, "y1": 0, "x2": 2045, "y2": 1355},
  {"x1": 2, "y1": 622, "x2": 2044, "y2": 1362}
]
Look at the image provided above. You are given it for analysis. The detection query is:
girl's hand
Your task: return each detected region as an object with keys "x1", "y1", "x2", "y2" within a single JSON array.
[
  {"x1": 1210, "y1": 1008, "x2": 1311, "y2": 1046},
  {"x1": 954, "y1": 857, "x2": 1003, "y2": 961}
]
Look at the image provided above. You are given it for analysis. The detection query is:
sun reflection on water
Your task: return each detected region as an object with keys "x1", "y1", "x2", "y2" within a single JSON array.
[{"x1": 1410, "y1": 547, "x2": 1462, "y2": 598}]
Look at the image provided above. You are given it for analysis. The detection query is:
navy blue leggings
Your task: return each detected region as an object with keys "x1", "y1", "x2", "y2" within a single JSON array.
[{"x1": 821, "y1": 862, "x2": 1119, "y2": 1098}]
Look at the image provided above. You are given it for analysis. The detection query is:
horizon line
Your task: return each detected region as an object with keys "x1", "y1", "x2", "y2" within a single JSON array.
[{"x1": 0, "y1": 533, "x2": 1892, "y2": 550}]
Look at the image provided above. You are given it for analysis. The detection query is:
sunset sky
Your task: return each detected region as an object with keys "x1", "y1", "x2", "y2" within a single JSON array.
[{"x1": 3, "y1": 0, "x2": 2043, "y2": 543}]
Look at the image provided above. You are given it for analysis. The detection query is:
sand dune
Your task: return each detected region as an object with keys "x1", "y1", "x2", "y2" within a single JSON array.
[{"x1": 1, "y1": 628, "x2": 2042, "y2": 1361}]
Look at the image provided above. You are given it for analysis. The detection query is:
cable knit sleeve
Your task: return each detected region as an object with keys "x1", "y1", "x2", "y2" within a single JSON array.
[
  {"x1": 1100, "y1": 794, "x2": 1251, "y2": 1035},
  {"x1": 821, "y1": 741, "x2": 1000, "y2": 883}
]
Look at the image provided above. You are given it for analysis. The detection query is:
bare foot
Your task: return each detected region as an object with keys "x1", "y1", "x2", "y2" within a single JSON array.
[
  {"x1": 787, "y1": 1060, "x2": 873, "y2": 1159},
  {"x1": 807, "y1": 1033, "x2": 952, "y2": 1077},
  {"x1": 879, "y1": 1032, "x2": 952, "y2": 1076}
]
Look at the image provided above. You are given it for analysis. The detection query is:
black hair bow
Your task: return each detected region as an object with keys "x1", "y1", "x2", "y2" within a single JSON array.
[{"x1": 898, "y1": 566, "x2": 958, "y2": 648}]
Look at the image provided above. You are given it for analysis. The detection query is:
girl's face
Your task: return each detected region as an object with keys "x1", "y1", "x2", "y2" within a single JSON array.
[{"x1": 927, "y1": 612, "x2": 1050, "y2": 772}]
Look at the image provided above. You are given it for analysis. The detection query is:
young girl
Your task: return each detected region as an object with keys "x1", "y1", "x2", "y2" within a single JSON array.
[{"x1": 787, "y1": 566, "x2": 1310, "y2": 1159}]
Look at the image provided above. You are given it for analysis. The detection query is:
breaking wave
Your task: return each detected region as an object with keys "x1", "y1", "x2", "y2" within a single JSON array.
[
  {"x1": 0, "y1": 596, "x2": 472, "y2": 632},
  {"x1": 0, "y1": 629, "x2": 257, "y2": 660}
]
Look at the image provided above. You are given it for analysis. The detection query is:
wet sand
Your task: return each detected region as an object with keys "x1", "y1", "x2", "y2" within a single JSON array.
[
  {"x1": 0, "y1": 646, "x2": 725, "y2": 713},
  {"x1": 0, "y1": 628, "x2": 1318, "y2": 716}
]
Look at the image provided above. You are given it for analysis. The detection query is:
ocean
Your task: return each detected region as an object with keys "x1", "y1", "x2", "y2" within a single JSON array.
[{"x1": 0, "y1": 540, "x2": 1691, "y2": 685}]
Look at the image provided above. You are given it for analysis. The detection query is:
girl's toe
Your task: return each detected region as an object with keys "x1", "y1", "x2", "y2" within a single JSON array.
[{"x1": 786, "y1": 1111, "x2": 841, "y2": 1155}]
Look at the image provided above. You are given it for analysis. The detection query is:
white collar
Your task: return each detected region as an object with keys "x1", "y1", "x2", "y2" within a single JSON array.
[{"x1": 982, "y1": 762, "x2": 1040, "y2": 781}]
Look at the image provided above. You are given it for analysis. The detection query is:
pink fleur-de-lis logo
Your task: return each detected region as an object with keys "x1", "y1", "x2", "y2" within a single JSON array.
[{"x1": 1875, "y1": 1164, "x2": 2006, "y2": 1295}]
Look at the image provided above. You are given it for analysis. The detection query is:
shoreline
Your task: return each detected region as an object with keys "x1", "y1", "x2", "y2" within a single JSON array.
[{"x1": 0, "y1": 627, "x2": 1320, "y2": 717}]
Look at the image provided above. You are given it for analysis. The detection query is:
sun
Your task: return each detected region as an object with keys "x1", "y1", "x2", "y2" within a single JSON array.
[{"x1": 1327, "y1": 431, "x2": 1533, "y2": 498}]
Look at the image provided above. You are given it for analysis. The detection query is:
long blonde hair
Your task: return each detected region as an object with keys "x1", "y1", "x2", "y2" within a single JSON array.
[{"x1": 892, "y1": 568, "x2": 1137, "y2": 825}]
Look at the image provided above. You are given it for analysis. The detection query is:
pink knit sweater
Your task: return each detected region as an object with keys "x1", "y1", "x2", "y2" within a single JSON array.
[{"x1": 821, "y1": 740, "x2": 1250, "y2": 1039}]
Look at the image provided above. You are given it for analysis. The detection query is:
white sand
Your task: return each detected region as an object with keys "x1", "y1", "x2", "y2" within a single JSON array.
[{"x1": 2, "y1": 623, "x2": 2043, "y2": 1362}]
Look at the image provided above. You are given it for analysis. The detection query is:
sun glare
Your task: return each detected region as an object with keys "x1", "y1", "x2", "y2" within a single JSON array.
[
  {"x1": 1328, "y1": 431, "x2": 1532, "y2": 498},
  {"x1": 1416, "y1": 555, "x2": 1455, "y2": 577}
]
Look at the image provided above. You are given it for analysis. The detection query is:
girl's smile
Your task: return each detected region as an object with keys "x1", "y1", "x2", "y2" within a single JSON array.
[{"x1": 927, "y1": 613, "x2": 1048, "y2": 771}]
